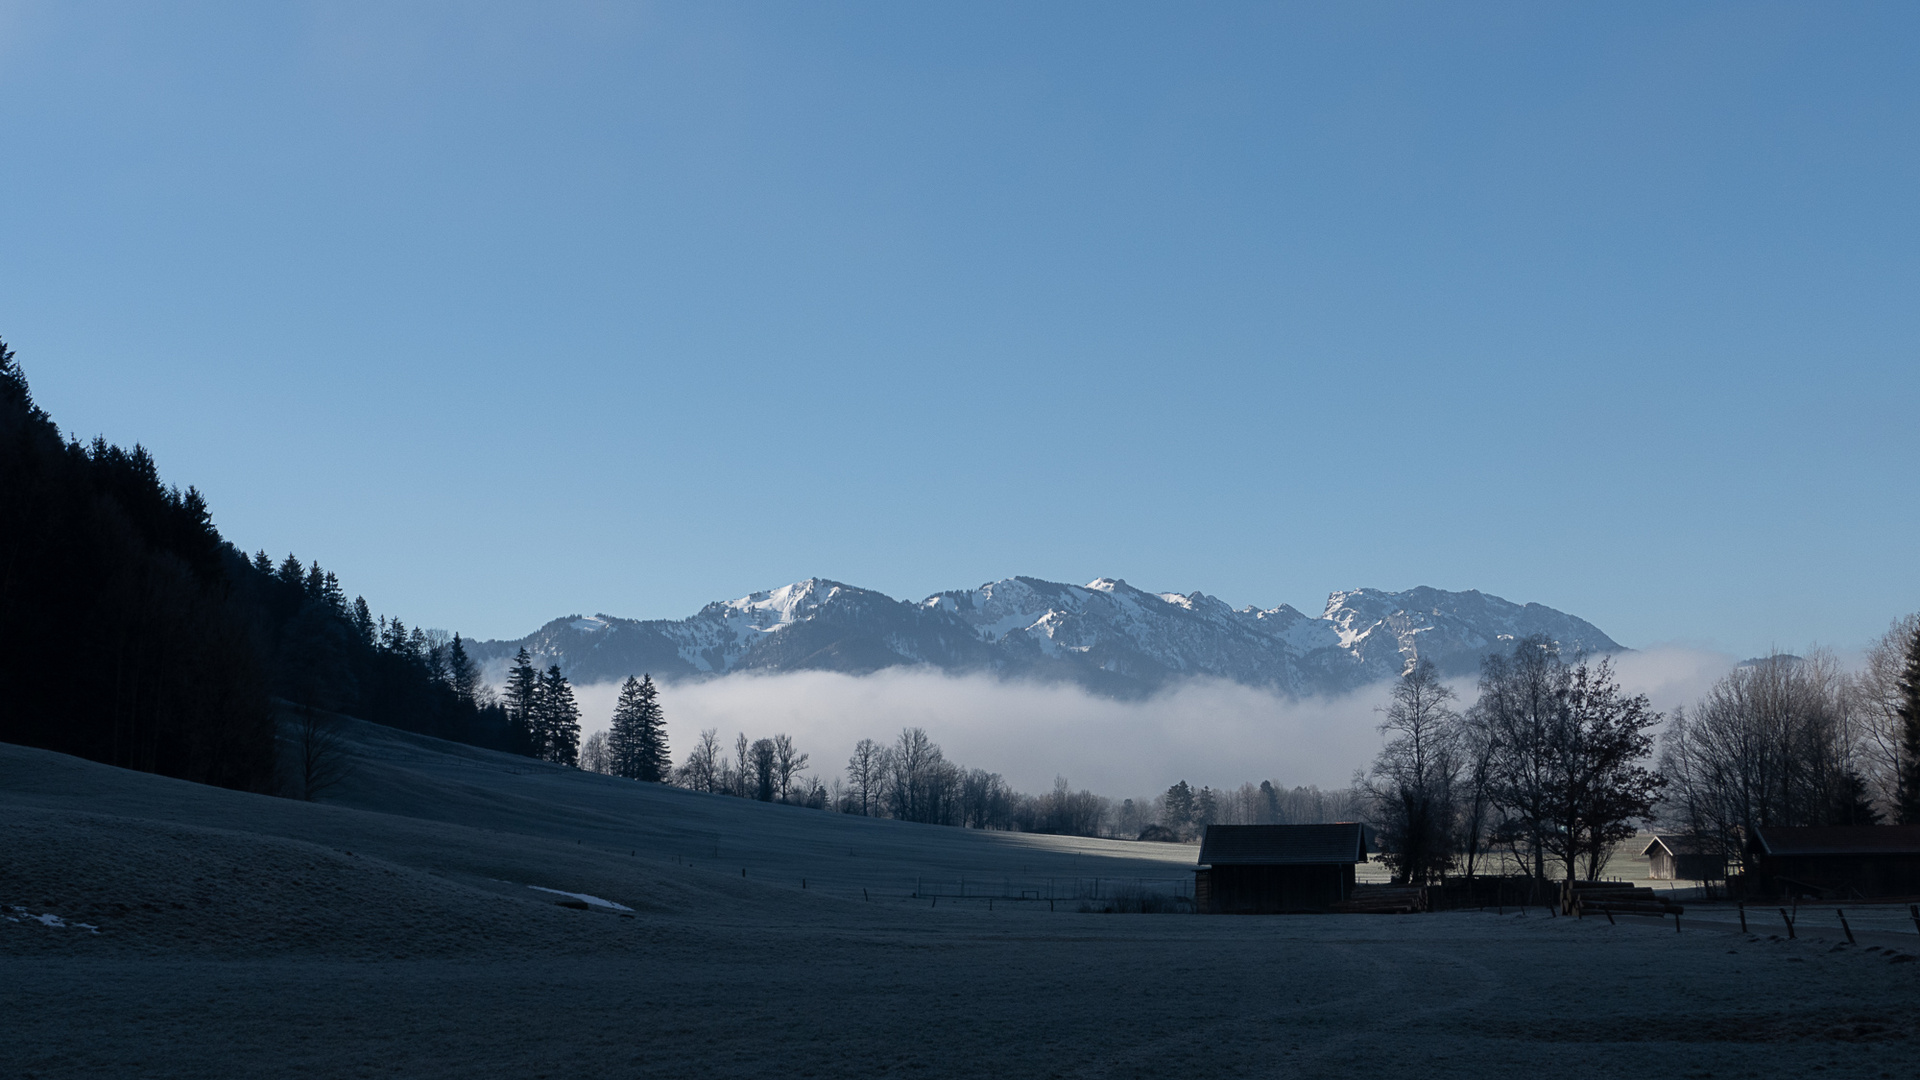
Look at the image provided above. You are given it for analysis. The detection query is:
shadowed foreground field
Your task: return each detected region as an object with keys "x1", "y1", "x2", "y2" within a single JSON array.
[{"x1": 5, "y1": 723, "x2": 1919, "y2": 1079}]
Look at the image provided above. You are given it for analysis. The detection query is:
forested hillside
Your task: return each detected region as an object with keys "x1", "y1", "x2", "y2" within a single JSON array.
[{"x1": 0, "y1": 339, "x2": 513, "y2": 791}]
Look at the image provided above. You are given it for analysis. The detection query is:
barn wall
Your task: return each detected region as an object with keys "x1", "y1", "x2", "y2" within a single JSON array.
[
  {"x1": 1205, "y1": 864, "x2": 1353, "y2": 914},
  {"x1": 1673, "y1": 853, "x2": 1726, "y2": 881},
  {"x1": 1756, "y1": 853, "x2": 1920, "y2": 899}
]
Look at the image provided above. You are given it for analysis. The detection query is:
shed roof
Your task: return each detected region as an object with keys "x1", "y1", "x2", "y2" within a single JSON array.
[
  {"x1": 1642, "y1": 834, "x2": 1715, "y2": 858},
  {"x1": 1751, "y1": 825, "x2": 1920, "y2": 857},
  {"x1": 1196, "y1": 824, "x2": 1368, "y2": 867}
]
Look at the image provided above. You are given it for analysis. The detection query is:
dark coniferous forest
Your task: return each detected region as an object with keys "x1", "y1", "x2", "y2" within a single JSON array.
[{"x1": 0, "y1": 339, "x2": 517, "y2": 792}]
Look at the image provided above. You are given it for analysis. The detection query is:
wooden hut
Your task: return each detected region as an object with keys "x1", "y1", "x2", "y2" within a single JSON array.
[
  {"x1": 1194, "y1": 823, "x2": 1368, "y2": 914},
  {"x1": 1747, "y1": 825, "x2": 1920, "y2": 900},
  {"x1": 1641, "y1": 835, "x2": 1725, "y2": 882}
]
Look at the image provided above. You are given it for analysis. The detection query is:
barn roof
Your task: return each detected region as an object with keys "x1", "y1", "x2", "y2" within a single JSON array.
[
  {"x1": 1642, "y1": 834, "x2": 1714, "y2": 858},
  {"x1": 1196, "y1": 824, "x2": 1368, "y2": 867},
  {"x1": 1751, "y1": 825, "x2": 1920, "y2": 857}
]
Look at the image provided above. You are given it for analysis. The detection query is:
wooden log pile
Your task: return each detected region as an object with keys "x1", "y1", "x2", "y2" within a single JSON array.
[
  {"x1": 1330, "y1": 885, "x2": 1428, "y2": 914},
  {"x1": 1562, "y1": 879, "x2": 1683, "y2": 917}
]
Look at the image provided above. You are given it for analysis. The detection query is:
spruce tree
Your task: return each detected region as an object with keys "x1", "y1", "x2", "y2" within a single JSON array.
[
  {"x1": 319, "y1": 571, "x2": 347, "y2": 616},
  {"x1": 539, "y1": 665, "x2": 581, "y2": 767},
  {"x1": 504, "y1": 648, "x2": 541, "y2": 757},
  {"x1": 350, "y1": 597, "x2": 376, "y2": 645},
  {"x1": 253, "y1": 550, "x2": 274, "y2": 575},
  {"x1": 447, "y1": 633, "x2": 478, "y2": 705},
  {"x1": 1163, "y1": 780, "x2": 1196, "y2": 829},
  {"x1": 607, "y1": 676, "x2": 643, "y2": 779},
  {"x1": 1897, "y1": 626, "x2": 1920, "y2": 824},
  {"x1": 609, "y1": 674, "x2": 669, "y2": 781},
  {"x1": 633, "y1": 674, "x2": 669, "y2": 782}
]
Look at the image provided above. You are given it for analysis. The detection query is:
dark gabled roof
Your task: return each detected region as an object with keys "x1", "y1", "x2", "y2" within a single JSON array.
[
  {"x1": 1752, "y1": 825, "x2": 1920, "y2": 857},
  {"x1": 1642, "y1": 834, "x2": 1714, "y2": 858},
  {"x1": 1196, "y1": 824, "x2": 1368, "y2": 867}
]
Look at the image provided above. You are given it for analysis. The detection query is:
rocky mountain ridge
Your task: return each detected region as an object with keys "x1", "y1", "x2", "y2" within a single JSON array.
[{"x1": 469, "y1": 577, "x2": 1620, "y2": 698}]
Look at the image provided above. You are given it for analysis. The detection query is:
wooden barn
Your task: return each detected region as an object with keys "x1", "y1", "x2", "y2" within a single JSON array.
[
  {"x1": 1641, "y1": 834, "x2": 1726, "y2": 882},
  {"x1": 1747, "y1": 825, "x2": 1920, "y2": 900},
  {"x1": 1194, "y1": 823, "x2": 1368, "y2": 914}
]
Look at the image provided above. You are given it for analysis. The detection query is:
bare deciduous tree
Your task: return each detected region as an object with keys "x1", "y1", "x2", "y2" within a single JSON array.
[
  {"x1": 1658, "y1": 650, "x2": 1865, "y2": 872},
  {"x1": 771, "y1": 733, "x2": 808, "y2": 802},
  {"x1": 292, "y1": 705, "x2": 350, "y2": 801},
  {"x1": 845, "y1": 738, "x2": 886, "y2": 816},
  {"x1": 578, "y1": 730, "x2": 611, "y2": 775},
  {"x1": 675, "y1": 727, "x2": 724, "y2": 792},
  {"x1": 1360, "y1": 658, "x2": 1459, "y2": 885}
]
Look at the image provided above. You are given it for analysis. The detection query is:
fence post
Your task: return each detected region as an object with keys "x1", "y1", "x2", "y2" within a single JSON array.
[
  {"x1": 1780, "y1": 908, "x2": 1795, "y2": 939},
  {"x1": 1838, "y1": 909, "x2": 1855, "y2": 945},
  {"x1": 1738, "y1": 902, "x2": 1746, "y2": 934}
]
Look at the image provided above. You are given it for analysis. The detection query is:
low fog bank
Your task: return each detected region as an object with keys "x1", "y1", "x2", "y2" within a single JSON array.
[{"x1": 564, "y1": 645, "x2": 1736, "y2": 799}]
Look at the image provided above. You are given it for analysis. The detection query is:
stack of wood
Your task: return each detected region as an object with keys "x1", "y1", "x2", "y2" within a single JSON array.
[
  {"x1": 1561, "y1": 879, "x2": 1683, "y2": 917},
  {"x1": 1331, "y1": 885, "x2": 1428, "y2": 914}
]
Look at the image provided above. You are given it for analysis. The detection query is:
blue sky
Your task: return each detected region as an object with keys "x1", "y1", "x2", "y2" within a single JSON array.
[{"x1": 2, "y1": 2, "x2": 1916, "y2": 654}]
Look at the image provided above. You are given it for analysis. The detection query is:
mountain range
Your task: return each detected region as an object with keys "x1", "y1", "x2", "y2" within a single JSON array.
[{"x1": 469, "y1": 577, "x2": 1621, "y2": 698}]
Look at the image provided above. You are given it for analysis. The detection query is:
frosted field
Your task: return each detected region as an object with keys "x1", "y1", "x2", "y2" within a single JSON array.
[{"x1": 5, "y1": 724, "x2": 1920, "y2": 1079}]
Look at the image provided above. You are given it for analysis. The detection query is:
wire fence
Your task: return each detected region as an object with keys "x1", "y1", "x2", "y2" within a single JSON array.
[{"x1": 910, "y1": 876, "x2": 1194, "y2": 903}]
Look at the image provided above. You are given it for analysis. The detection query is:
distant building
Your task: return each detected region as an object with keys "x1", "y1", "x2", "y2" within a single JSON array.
[
  {"x1": 1194, "y1": 823, "x2": 1368, "y2": 914},
  {"x1": 1641, "y1": 835, "x2": 1726, "y2": 882},
  {"x1": 1747, "y1": 825, "x2": 1920, "y2": 900}
]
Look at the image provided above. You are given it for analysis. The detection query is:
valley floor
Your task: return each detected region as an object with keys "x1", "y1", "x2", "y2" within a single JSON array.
[{"x1": 4, "y1": 725, "x2": 1918, "y2": 1079}]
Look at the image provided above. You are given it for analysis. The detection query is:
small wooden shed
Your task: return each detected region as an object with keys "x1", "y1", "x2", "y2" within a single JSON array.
[
  {"x1": 1747, "y1": 825, "x2": 1920, "y2": 900},
  {"x1": 1641, "y1": 835, "x2": 1725, "y2": 882},
  {"x1": 1194, "y1": 823, "x2": 1368, "y2": 914}
]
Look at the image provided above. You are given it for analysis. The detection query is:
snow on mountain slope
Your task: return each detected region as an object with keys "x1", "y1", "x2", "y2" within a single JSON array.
[{"x1": 470, "y1": 577, "x2": 1621, "y2": 698}]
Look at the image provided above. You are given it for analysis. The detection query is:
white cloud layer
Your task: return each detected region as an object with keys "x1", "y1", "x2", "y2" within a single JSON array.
[{"x1": 566, "y1": 645, "x2": 1736, "y2": 799}]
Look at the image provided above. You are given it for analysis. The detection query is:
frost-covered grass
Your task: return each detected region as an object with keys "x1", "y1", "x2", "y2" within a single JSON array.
[{"x1": 5, "y1": 725, "x2": 1918, "y2": 1079}]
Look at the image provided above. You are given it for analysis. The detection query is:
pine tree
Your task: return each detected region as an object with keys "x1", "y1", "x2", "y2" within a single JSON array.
[
  {"x1": 447, "y1": 633, "x2": 478, "y2": 705},
  {"x1": 349, "y1": 597, "x2": 376, "y2": 645},
  {"x1": 1195, "y1": 785, "x2": 1219, "y2": 827},
  {"x1": 1897, "y1": 626, "x2": 1920, "y2": 824},
  {"x1": 504, "y1": 648, "x2": 541, "y2": 757},
  {"x1": 539, "y1": 665, "x2": 581, "y2": 767},
  {"x1": 276, "y1": 554, "x2": 304, "y2": 590},
  {"x1": 1163, "y1": 780, "x2": 1195, "y2": 829},
  {"x1": 252, "y1": 550, "x2": 274, "y2": 575},
  {"x1": 607, "y1": 676, "x2": 643, "y2": 779},
  {"x1": 634, "y1": 674, "x2": 669, "y2": 782},
  {"x1": 319, "y1": 571, "x2": 347, "y2": 616},
  {"x1": 608, "y1": 674, "x2": 669, "y2": 782}
]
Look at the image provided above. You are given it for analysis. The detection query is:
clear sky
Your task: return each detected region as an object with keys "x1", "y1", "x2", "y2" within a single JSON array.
[{"x1": 2, "y1": 2, "x2": 1916, "y2": 655}]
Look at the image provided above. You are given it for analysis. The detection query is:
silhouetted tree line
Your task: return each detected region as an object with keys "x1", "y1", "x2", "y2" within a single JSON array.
[
  {"x1": 0, "y1": 339, "x2": 514, "y2": 792},
  {"x1": 1130, "y1": 778, "x2": 1359, "y2": 841},
  {"x1": 666, "y1": 723, "x2": 1123, "y2": 837},
  {"x1": 240, "y1": 547, "x2": 515, "y2": 753}
]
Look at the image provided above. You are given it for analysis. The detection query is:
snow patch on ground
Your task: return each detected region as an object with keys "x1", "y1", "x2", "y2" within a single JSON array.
[
  {"x1": 526, "y1": 886, "x2": 632, "y2": 911},
  {"x1": 6, "y1": 904, "x2": 99, "y2": 932}
]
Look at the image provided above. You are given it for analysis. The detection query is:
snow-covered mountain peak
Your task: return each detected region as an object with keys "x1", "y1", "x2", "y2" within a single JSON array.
[{"x1": 475, "y1": 577, "x2": 1622, "y2": 699}]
